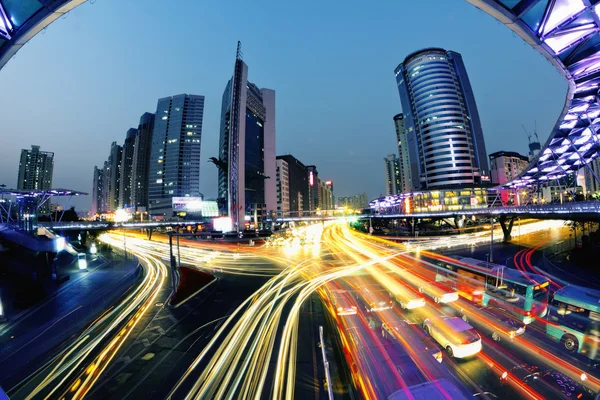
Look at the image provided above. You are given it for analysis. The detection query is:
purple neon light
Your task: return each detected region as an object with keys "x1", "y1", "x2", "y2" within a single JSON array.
[{"x1": 545, "y1": 26, "x2": 595, "y2": 54}]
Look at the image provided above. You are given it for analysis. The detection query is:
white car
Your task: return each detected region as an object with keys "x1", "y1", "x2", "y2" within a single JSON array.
[
  {"x1": 423, "y1": 316, "x2": 482, "y2": 358},
  {"x1": 418, "y1": 281, "x2": 459, "y2": 304}
]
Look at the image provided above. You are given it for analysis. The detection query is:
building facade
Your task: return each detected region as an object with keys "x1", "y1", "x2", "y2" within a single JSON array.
[
  {"x1": 276, "y1": 154, "x2": 308, "y2": 213},
  {"x1": 17, "y1": 145, "x2": 54, "y2": 191},
  {"x1": 318, "y1": 179, "x2": 334, "y2": 210},
  {"x1": 148, "y1": 94, "x2": 205, "y2": 218},
  {"x1": 489, "y1": 151, "x2": 529, "y2": 185},
  {"x1": 395, "y1": 48, "x2": 489, "y2": 190},
  {"x1": 393, "y1": 114, "x2": 413, "y2": 193},
  {"x1": 337, "y1": 193, "x2": 368, "y2": 210},
  {"x1": 384, "y1": 154, "x2": 401, "y2": 195},
  {"x1": 307, "y1": 165, "x2": 319, "y2": 211},
  {"x1": 107, "y1": 141, "x2": 122, "y2": 213},
  {"x1": 218, "y1": 43, "x2": 276, "y2": 229},
  {"x1": 91, "y1": 166, "x2": 105, "y2": 217},
  {"x1": 584, "y1": 157, "x2": 600, "y2": 196},
  {"x1": 119, "y1": 128, "x2": 137, "y2": 209},
  {"x1": 131, "y1": 112, "x2": 155, "y2": 211},
  {"x1": 276, "y1": 158, "x2": 290, "y2": 216}
]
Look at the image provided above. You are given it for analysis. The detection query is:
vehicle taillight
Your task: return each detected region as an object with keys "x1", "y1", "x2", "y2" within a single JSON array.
[{"x1": 433, "y1": 351, "x2": 443, "y2": 363}]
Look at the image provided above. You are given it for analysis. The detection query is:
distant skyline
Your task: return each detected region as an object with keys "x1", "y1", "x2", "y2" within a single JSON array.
[{"x1": 0, "y1": 0, "x2": 566, "y2": 210}]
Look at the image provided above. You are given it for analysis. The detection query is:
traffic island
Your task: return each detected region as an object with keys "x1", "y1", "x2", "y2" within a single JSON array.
[{"x1": 169, "y1": 266, "x2": 217, "y2": 308}]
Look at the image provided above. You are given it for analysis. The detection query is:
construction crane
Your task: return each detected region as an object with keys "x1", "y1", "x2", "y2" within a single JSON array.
[{"x1": 522, "y1": 122, "x2": 541, "y2": 159}]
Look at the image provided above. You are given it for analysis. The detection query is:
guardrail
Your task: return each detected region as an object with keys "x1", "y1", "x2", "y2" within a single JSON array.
[{"x1": 319, "y1": 325, "x2": 334, "y2": 400}]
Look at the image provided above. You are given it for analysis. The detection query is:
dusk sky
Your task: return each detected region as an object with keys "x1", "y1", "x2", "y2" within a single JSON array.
[{"x1": 0, "y1": 0, "x2": 567, "y2": 211}]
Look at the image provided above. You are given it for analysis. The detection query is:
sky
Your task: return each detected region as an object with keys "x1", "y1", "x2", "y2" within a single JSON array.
[{"x1": 0, "y1": 0, "x2": 567, "y2": 211}]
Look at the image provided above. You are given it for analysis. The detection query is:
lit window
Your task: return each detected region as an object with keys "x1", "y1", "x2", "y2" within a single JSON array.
[
  {"x1": 156, "y1": 179, "x2": 163, "y2": 183},
  {"x1": 162, "y1": 116, "x2": 168, "y2": 120}
]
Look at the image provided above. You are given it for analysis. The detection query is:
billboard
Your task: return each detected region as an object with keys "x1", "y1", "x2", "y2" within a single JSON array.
[{"x1": 172, "y1": 198, "x2": 219, "y2": 217}]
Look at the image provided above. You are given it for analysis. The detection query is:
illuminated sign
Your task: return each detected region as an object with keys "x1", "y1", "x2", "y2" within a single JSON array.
[
  {"x1": 325, "y1": 180, "x2": 332, "y2": 186},
  {"x1": 309, "y1": 172, "x2": 314, "y2": 186},
  {"x1": 172, "y1": 197, "x2": 219, "y2": 217},
  {"x1": 77, "y1": 253, "x2": 87, "y2": 270},
  {"x1": 55, "y1": 237, "x2": 66, "y2": 252},
  {"x1": 213, "y1": 217, "x2": 233, "y2": 232}
]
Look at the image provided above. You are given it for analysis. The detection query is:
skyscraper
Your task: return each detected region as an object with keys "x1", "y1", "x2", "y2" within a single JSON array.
[
  {"x1": 585, "y1": 157, "x2": 600, "y2": 196},
  {"x1": 489, "y1": 151, "x2": 529, "y2": 185},
  {"x1": 395, "y1": 48, "x2": 489, "y2": 189},
  {"x1": 107, "y1": 141, "x2": 122, "y2": 213},
  {"x1": 17, "y1": 145, "x2": 54, "y2": 191},
  {"x1": 131, "y1": 112, "x2": 155, "y2": 211},
  {"x1": 119, "y1": 128, "x2": 137, "y2": 209},
  {"x1": 148, "y1": 94, "x2": 204, "y2": 218},
  {"x1": 91, "y1": 166, "x2": 105, "y2": 216},
  {"x1": 218, "y1": 42, "x2": 276, "y2": 230},
  {"x1": 393, "y1": 114, "x2": 413, "y2": 193},
  {"x1": 383, "y1": 154, "x2": 401, "y2": 195},
  {"x1": 318, "y1": 179, "x2": 334, "y2": 210}
]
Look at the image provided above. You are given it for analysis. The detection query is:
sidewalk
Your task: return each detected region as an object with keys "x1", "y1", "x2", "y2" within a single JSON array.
[{"x1": 0, "y1": 250, "x2": 141, "y2": 391}]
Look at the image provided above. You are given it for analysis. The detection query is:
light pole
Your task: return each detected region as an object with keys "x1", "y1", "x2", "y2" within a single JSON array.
[{"x1": 489, "y1": 217, "x2": 494, "y2": 263}]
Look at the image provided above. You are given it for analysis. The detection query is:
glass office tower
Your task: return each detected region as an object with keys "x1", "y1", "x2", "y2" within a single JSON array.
[
  {"x1": 395, "y1": 48, "x2": 489, "y2": 190},
  {"x1": 148, "y1": 94, "x2": 204, "y2": 218}
]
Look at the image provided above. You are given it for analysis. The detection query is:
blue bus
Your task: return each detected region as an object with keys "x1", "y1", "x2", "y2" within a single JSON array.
[{"x1": 546, "y1": 284, "x2": 600, "y2": 358}]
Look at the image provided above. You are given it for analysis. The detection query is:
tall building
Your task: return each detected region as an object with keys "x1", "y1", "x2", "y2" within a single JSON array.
[
  {"x1": 276, "y1": 158, "x2": 290, "y2": 216},
  {"x1": 276, "y1": 155, "x2": 308, "y2": 213},
  {"x1": 148, "y1": 94, "x2": 205, "y2": 218},
  {"x1": 91, "y1": 166, "x2": 105, "y2": 216},
  {"x1": 318, "y1": 179, "x2": 334, "y2": 210},
  {"x1": 585, "y1": 157, "x2": 600, "y2": 196},
  {"x1": 131, "y1": 112, "x2": 155, "y2": 210},
  {"x1": 218, "y1": 42, "x2": 276, "y2": 229},
  {"x1": 337, "y1": 193, "x2": 368, "y2": 210},
  {"x1": 17, "y1": 145, "x2": 54, "y2": 191},
  {"x1": 307, "y1": 165, "x2": 319, "y2": 211},
  {"x1": 119, "y1": 128, "x2": 137, "y2": 209},
  {"x1": 106, "y1": 141, "x2": 122, "y2": 213},
  {"x1": 489, "y1": 151, "x2": 529, "y2": 185},
  {"x1": 393, "y1": 114, "x2": 413, "y2": 193},
  {"x1": 395, "y1": 48, "x2": 489, "y2": 189},
  {"x1": 383, "y1": 154, "x2": 401, "y2": 195}
]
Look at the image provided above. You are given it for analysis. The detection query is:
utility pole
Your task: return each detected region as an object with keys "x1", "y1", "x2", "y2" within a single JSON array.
[{"x1": 490, "y1": 217, "x2": 494, "y2": 263}]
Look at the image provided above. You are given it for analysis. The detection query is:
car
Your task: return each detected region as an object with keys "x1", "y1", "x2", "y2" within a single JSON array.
[
  {"x1": 423, "y1": 316, "x2": 482, "y2": 358},
  {"x1": 331, "y1": 291, "x2": 358, "y2": 316},
  {"x1": 418, "y1": 281, "x2": 459, "y2": 304},
  {"x1": 474, "y1": 306, "x2": 526, "y2": 342},
  {"x1": 357, "y1": 287, "x2": 393, "y2": 313}
]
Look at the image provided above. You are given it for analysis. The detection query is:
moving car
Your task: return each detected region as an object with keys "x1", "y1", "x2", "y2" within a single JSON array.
[
  {"x1": 418, "y1": 281, "x2": 459, "y2": 304},
  {"x1": 461, "y1": 306, "x2": 526, "y2": 342},
  {"x1": 423, "y1": 316, "x2": 482, "y2": 358},
  {"x1": 332, "y1": 291, "x2": 358, "y2": 316},
  {"x1": 381, "y1": 319, "x2": 443, "y2": 364}
]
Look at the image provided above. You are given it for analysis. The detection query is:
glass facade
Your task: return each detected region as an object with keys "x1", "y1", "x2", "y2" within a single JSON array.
[
  {"x1": 244, "y1": 108, "x2": 265, "y2": 210},
  {"x1": 148, "y1": 94, "x2": 204, "y2": 218},
  {"x1": 395, "y1": 48, "x2": 489, "y2": 190}
]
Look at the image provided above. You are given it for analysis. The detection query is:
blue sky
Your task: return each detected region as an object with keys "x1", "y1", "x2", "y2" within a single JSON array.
[{"x1": 0, "y1": 0, "x2": 566, "y2": 210}]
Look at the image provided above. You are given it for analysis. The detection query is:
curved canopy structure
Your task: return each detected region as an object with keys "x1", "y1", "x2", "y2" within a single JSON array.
[
  {"x1": 467, "y1": 0, "x2": 600, "y2": 188},
  {"x1": 0, "y1": 0, "x2": 85, "y2": 70}
]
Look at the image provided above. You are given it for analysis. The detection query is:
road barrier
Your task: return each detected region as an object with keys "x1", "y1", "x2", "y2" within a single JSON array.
[{"x1": 319, "y1": 325, "x2": 334, "y2": 400}]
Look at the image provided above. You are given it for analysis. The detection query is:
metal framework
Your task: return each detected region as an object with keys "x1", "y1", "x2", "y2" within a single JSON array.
[{"x1": 467, "y1": 0, "x2": 600, "y2": 189}]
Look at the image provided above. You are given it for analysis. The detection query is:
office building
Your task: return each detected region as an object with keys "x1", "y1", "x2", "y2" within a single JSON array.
[
  {"x1": 318, "y1": 179, "x2": 334, "y2": 210},
  {"x1": 393, "y1": 114, "x2": 413, "y2": 193},
  {"x1": 218, "y1": 42, "x2": 276, "y2": 229},
  {"x1": 17, "y1": 145, "x2": 54, "y2": 191},
  {"x1": 276, "y1": 158, "x2": 290, "y2": 216},
  {"x1": 585, "y1": 157, "x2": 600, "y2": 196},
  {"x1": 395, "y1": 48, "x2": 489, "y2": 189},
  {"x1": 91, "y1": 166, "x2": 105, "y2": 216},
  {"x1": 106, "y1": 141, "x2": 122, "y2": 213},
  {"x1": 148, "y1": 94, "x2": 205, "y2": 218},
  {"x1": 307, "y1": 165, "x2": 319, "y2": 211},
  {"x1": 337, "y1": 193, "x2": 368, "y2": 210},
  {"x1": 119, "y1": 128, "x2": 137, "y2": 209},
  {"x1": 131, "y1": 112, "x2": 155, "y2": 211},
  {"x1": 276, "y1": 154, "x2": 308, "y2": 213},
  {"x1": 384, "y1": 154, "x2": 401, "y2": 195}
]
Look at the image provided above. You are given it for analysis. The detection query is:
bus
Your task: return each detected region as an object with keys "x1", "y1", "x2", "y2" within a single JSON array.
[
  {"x1": 433, "y1": 256, "x2": 549, "y2": 324},
  {"x1": 546, "y1": 284, "x2": 600, "y2": 358}
]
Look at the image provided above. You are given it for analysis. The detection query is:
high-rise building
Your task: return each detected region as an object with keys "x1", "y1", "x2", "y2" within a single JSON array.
[
  {"x1": 395, "y1": 48, "x2": 489, "y2": 189},
  {"x1": 276, "y1": 158, "x2": 290, "y2": 216},
  {"x1": 218, "y1": 42, "x2": 276, "y2": 229},
  {"x1": 17, "y1": 145, "x2": 54, "y2": 191},
  {"x1": 276, "y1": 155, "x2": 308, "y2": 213},
  {"x1": 131, "y1": 112, "x2": 155, "y2": 211},
  {"x1": 318, "y1": 179, "x2": 334, "y2": 210},
  {"x1": 383, "y1": 154, "x2": 402, "y2": 195},
  {"x1": 337, "y1": 193, "x2": 368, "y2": 210},
  {"x1": 148, "y1": 94, "x2": 205, "y2": 218},
  {"x1": 489, "y1": 151, "x2": 529, "y2": 185},
  {"x1": 119, "y1": 128, "x2": 137, "y2": 209},
  {"x1": 307, "y1": 165, "x2": 319, "y2": 211},
  {"x1": 584, "y1": 157, "x2": 600, "y2": 196},
  {"x1": 107, "y1": 141, "x2": 122, "y2": 213},
  {"x1": 91, "y1": 166, "x2": 105, "y2": 216},
  {"x1": 393, "y1": 114, "x2": 413, "y2": 193}
]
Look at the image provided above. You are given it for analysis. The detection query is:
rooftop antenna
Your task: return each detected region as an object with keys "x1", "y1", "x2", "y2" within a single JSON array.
[{"x1": 236, "y1": 41, "x2": 243, "y2": 61}]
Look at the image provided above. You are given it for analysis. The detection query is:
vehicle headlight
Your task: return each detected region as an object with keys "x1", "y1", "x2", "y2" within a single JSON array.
[
  {"x1": 516, "y1": 327, "x2": 525, "y2": 335},
  {"x1": 509, "y1": 331, "x2": 516, "y2": 339}
]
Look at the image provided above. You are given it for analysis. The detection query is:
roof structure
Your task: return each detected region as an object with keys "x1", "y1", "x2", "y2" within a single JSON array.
[
  {"x1": 467, "y1": 0, "x2": 600, "y2": 188},
  {"x1": 0, "y1": 188, "x2": 87, "y2": 197}
]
